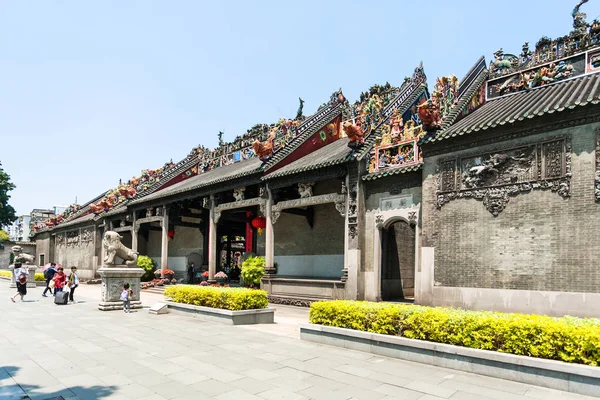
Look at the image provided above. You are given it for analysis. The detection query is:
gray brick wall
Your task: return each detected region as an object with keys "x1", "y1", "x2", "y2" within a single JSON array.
[{"x1": 422, "y1": 122, "x2": 600, "y2": 293}]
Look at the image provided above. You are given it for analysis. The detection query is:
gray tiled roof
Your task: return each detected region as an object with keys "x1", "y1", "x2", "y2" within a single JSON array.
[
  {"x1": 263, "y1": 138, "x2": 351, "y2": 180},
  {"x1": 428, "y1": 72, "x2": 600, "y2": 143},
  {"x1": 50, "y1": 213, "x2": 96, "y2": 230},
  {"x1": 362, "y1": 163, "x2": 423, "y2": 181},
  {"x1": 130, "y1": 157, "x2": 263, "y2": 204}
]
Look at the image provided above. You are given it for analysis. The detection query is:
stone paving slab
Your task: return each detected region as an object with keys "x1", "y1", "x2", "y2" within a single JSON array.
[{"x1": 0, "y1": 282, "x2": 597, "y2": 400}]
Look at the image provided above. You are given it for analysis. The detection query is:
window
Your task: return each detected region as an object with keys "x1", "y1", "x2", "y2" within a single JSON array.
[{"x1": 39, "y1": 254, "x2": 45, "y2": 266}]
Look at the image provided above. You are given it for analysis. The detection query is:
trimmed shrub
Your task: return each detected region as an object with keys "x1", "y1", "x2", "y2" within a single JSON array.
[
  {"x1": 309, "y1": 301, "x2": 600, "y2": 366},
  {"x1": 0, "y1": 270, "x2": 11, "y2": 278},
  {"x1": 164, "y1": 285, "x2": 268, "y2": 311},
  {"x1": 241, "y1": 256, "x2": 265, "y2": 287},
  {"x1": 137, "y1": 255, "x2": 156, "y2": 282}
]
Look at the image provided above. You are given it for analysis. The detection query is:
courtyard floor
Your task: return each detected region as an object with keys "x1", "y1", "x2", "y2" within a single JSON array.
[{"x1": 0, "y1": 281, "x2": 596, "y2": 400}]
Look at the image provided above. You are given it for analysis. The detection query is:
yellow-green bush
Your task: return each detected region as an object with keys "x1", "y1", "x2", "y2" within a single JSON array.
[
  {"x1": 164, "y1": 285, "x2": 268, "y2": 311},
  {"x1": 309, "y1": 301, "x2": 600, "y2": 366},
  {"x1": 1, "y1": 270, "x2": 49, "y2": 281}
]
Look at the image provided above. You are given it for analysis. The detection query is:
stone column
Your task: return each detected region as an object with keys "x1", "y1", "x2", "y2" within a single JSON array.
[
  {"x1": 264, "y1": 186, "x2": 275, "y2": 275},
  {"x1": 132, "y1": 213, "x2": 138, "y2": 252},
  {"x1": 160, "y1": 206, "x2": 169, "y2": 276},
  {"x1": 208, "y1": 195, "x2": 217, "y2": 281}
]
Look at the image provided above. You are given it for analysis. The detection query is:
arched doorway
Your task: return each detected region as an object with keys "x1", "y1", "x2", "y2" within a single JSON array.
[{"x1": 381, "y1": 220, "x2": 415, "y2": 301}]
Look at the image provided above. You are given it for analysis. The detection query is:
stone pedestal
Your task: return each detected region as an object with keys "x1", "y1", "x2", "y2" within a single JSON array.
[
  {"x1": 98, "y1": 266, "x2": 145, "y2": 311},
  {"x1": 8, "y1": 265, "x2": 38, "y2": 289}
]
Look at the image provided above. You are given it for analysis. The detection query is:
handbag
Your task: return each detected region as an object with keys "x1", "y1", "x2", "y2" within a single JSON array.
[{"x1": 49, "y1": 280, "x2": 55, "y2": 288}]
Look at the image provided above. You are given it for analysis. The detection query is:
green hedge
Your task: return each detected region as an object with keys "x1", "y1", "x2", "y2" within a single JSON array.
[
  {"x1": 0, "y1": 270, "x2": 10, "y2": 278},
  {"x1": 164, "y1": 285, "x2": 268, "y2": 311},
  {"x1": 309, "y1": 301, "x2": 600, "y2": 366}
]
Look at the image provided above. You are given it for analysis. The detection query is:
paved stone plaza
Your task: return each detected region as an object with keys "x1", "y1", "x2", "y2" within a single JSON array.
[{"x1": 0, "y1": 282, "x2": 595, "y2": 400}]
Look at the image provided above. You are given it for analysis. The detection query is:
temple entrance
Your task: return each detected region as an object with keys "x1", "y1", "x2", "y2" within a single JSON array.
[
  {"x1": 216, "y1": 209, "x2": 257, "y2": 282},
  {"x1": 381, "y1": 220, "x2": 415, "y2": 301}
]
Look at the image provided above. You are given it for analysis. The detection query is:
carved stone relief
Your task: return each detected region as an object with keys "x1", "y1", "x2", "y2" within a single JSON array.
[
  {"x1": 146, "y1": 208, "x2": 153, "y2": 218},
  {"x1": 233, "y1": 187, "x2": 246, "y2": 202},
  {"x1": 271, "y1": 193, "x2": 346, "y2": 224},
  {"x1": 81, "y1": 228, "x2": 93, "y2": 243},
  {"x1": 66, "y1": 230, "x2": 80, "y2": 247},
  {"x1": 56, "y1": 232, "x2": 66, "y2": 247},
  {"x1": 595, "y1": 129, "x2": 600, "y2": 202},
  {"x1": 297, "y1": 182, "x2": 314, "y2": 198},
  {"x1": 436, "y1": 135, "x2": 571, "y2": 216},
  {"x1": 156, "y1": 207, "x2": 163, "y2": 216}
]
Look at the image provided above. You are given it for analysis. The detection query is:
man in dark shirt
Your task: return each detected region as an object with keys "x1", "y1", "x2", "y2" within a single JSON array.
[{"x1": 42, "y1": 263, "x2": 57, "y2": 297}]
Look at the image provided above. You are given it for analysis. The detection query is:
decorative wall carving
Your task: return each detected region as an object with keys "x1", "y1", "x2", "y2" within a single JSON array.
[
  {"x1": 271, "y1": 193, "x2": 346, "y2": 224},
  {"x1": 56, "y1": 232, "x2": 66, "y2": 247},
  {"x1": 595, "y1": 129, "x2": 600, "y2": 202},
  {"x1": 297, "y1": 182, "x2": 314, "y2": 198},
  {"x1": 436, "y1": 135, "x2": 571, "y2": 216},
  {"x1": 81, "y1": 228, "x2": 93, "y2": 243},
  {"x1": 267, "y1": 296, "x2": 313, "y2": 307},
  {"x1": 213, "y1": 197, "x2": 267, "y2": 223},
  {"x1": 233, "y1": 187, "x2": 246, "y2": 202},
  {"x1": 146, "y1": 208, "x2": 153, "y2": 218},
  {"x1": 66, "y1": 230, "x2": 80, "y2": 247}
]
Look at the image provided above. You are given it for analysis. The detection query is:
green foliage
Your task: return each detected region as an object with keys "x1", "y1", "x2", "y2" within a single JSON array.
[
  {"x1": 0, "y1": 162, "x2": 17, "y2": 227},
  {"x1": 9, "y1": 252, "x2": 14, "y2": 265},
  {"x1": 0, "y1": 270, "x2": 11, "y2": 278},
  {"x1": 137, "y1": 255, "x2": 156, "y2": 281},
  {"x1": 164, "y1": 285, "x2": 268, "y2": 311},
  {"x1": 241, "y1": 256, "x2": 265, "y2": 287},
  {"x1": 309, "y1": 301, "x2": 600, "y2": 366},
  {"x1": 0, "y1": 229, "x2": 9, "y2": 243}
]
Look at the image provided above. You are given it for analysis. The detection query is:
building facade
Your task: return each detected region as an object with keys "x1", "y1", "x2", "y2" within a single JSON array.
[{"x1": 33, "y1": 6, "x2": 600, "y2": 316}]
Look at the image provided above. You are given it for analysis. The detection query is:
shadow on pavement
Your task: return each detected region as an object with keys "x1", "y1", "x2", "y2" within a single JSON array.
[{"x1": 1, "y1": 366, "x2": 118, "y2": 400}]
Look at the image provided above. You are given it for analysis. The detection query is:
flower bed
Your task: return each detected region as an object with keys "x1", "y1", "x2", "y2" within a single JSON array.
[
  {"x1": 164, "y1": 285, "x2": 268, "y2": 311},
  {"x1": 309, "y1": 301, "x2": 600, "y2": 366}
]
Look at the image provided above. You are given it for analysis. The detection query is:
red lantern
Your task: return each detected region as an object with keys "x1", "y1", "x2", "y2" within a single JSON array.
[
  {"x1": 251, "y1": 217, "x2": 267, "y2": 234},
  {"x1": 168, "y1": 228, "x2": 175, "y2": 241}
]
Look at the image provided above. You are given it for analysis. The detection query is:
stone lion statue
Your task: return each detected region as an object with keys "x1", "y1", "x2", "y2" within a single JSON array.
[
  {"x1": 103, "y1": 231, "x2": 138, "y2": 267},
  {"x1": 12, "y1": 246, "x2": 35, "y2": 265}
]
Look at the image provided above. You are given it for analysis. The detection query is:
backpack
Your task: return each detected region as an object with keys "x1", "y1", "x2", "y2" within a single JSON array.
[
  {"x1": 44, "y1": 269, "x2": 50, "y2": 280},
  {"x1": 18, "y1": 271, "x2": 27, "y2": 283},
  {"x1": 120, "y1": 290, "x2": 128, "y2": 301}
]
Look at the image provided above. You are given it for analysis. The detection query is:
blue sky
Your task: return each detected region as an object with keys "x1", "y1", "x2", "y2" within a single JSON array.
[{"x1": 2, "y1": 0, "x2": 599, "y2": 216}]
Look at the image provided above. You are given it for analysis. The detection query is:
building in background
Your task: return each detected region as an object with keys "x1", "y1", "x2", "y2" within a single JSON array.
[{"x1": 3, "y1": 215, "x2": 31, "y2": 242}]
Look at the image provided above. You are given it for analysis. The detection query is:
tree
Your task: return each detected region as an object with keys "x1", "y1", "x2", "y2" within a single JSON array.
[
  {"x1": 0, "y1": 162, "x2": 17, "y2": 227},
  {"x1": 0, "y1": 229, "x2": 9, "y2": 242}
]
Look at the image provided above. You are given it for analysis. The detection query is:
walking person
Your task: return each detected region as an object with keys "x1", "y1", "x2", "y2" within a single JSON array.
[
  {"x1": 10, "y1": 264, "x2": 29, "y2": 303},
  {"x1": 120, "y1": 283, "x2": 133, "y2": 313},
  {"x1": 53, "y1": 267, "x2": 67, "y2": 293},
  {"x1": 42, "y1": 263, "x2": 57, "y2": 297},
  {"x1": 67, "y1": 266, "x2": 79, "y2": 303}
]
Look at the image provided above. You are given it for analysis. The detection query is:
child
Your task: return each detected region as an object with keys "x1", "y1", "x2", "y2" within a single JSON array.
[
  {"x1": 120, "y1": 283, "x2": 133, "y2": 313},
  {"x1": 67, "y1": 266, "x2": 79, "y2": 303},
  {"x1": 11, "y1": 264, "x2": 28, "y2": 303}
]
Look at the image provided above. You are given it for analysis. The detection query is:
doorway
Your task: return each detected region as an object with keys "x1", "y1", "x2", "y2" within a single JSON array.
[{"x1": 381, "y1": 220, "x2": 415, "y2": 301}]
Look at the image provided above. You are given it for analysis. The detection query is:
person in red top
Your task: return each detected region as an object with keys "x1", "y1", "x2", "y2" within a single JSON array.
[{"x1": 53, "y1": 267, "x2": 67, "y2": 293}]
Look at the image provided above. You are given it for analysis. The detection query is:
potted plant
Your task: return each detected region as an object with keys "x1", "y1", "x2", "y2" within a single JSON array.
[
  {"x1": 163, "y1": 269, "x2": 175, "y2": 280},
  {"x1": 215, "y1": 271, "x2": 228, "y2": 285},
  {"x1": 201, "y1": 271, "x2": 209, "y2": 281}
]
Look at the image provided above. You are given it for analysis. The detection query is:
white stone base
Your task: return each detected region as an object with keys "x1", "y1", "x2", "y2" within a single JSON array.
[
  {"x1": 98, "y1": 300, "x2": 143, "y2": 311},
  {"x1": 98, "y1": 266, "x2": 145, "y2": 312}
]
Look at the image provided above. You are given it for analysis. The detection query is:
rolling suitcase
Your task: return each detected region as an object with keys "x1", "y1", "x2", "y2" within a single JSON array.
[{"x1": 54, "y1": 291, "x2": 69, "y2": 305}]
